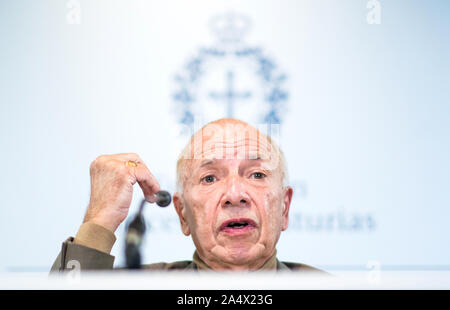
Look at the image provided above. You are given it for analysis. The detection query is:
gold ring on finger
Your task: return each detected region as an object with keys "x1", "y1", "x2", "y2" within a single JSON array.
[{"x1": 126, "y1": 160, "x2": 138, "y2": 167}]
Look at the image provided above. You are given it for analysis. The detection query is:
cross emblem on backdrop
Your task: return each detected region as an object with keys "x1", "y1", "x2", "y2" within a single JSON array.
[
  {"x1": 209, "y1": 71, "x2": 252, "y2": 118},
  {"x1": 173, "y1": 11, "x2": 287, "y2": 126}
]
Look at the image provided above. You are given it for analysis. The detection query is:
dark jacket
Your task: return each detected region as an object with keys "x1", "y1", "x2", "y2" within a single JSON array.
[{"x1": 50, "y1": 237, "x2": 328, "y2": 274}]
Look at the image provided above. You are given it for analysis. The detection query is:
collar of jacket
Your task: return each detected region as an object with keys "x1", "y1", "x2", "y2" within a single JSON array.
[{"x1": 189, "y1": 250, "x2": 289, "y2": 271}]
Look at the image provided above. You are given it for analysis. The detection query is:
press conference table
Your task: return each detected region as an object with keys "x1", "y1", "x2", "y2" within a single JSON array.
[{"x1": 1, "y1": 270, "x2": 450, "y2": 289}]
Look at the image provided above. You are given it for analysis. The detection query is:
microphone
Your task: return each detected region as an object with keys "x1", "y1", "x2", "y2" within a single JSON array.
[
  {"x1": 145, "y1": 190, "x2": 172, "y2": 207},
  {"x1": 125, "y1": 190, "x2": 172, "y2": 269}
]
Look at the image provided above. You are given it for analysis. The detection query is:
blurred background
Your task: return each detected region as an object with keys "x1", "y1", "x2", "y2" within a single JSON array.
[{"x1": 0, "y1": 0, "x2": 449, "y2": 273}]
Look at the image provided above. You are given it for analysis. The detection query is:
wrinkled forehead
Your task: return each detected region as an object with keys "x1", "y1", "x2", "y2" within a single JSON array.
[
  {"x1": 177, "y1": 123, "x2": 283, "y2": 178},
  {"x1": 183, "y1": 122, "x2": 277, "y2": 161}
]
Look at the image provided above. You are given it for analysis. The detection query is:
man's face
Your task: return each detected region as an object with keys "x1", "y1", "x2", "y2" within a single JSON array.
[{"x1": 174, "y1": 122, "x2": 293, "y2": 270}]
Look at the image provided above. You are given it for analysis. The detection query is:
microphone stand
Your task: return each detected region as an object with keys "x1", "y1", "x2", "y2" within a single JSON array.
[
  {"x1": 125, "y1": 191, "x2": 171, "y2": 269},
  {"x1": 125, "y1": 199, "x2": 147, "y2": 269}
]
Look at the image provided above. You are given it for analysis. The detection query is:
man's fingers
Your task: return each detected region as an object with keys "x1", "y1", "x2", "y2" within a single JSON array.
[
  {"x1": 114, "y1": 153, "x2": 142, "y2": 164},
  {"x1": 134, "y1": 162, "x2": 161, "y2": 199},
  {"x1": 103, "y1": 153, "x2": 161, "y2": 198},
  {"x1": 87, "y1": 152, "x2": 162, "y2": 232}
]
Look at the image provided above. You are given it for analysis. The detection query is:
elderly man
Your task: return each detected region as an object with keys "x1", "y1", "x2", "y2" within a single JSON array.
[{"x1": 51, "y1": 118, "x2": 325, "y2": 272}]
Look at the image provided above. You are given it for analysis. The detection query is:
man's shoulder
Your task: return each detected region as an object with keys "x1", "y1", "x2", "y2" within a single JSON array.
[
  {"x1": 278, "y1": 260, "x2": 329, "y2": 274},
  {"x1": 141, "y1": 260, "x2": 195, "y2": 271}
]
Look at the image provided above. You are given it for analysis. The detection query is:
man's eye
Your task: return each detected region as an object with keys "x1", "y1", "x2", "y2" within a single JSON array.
[
  {"x1": 202, "y1": 175, "x2": 216, "y2": 183},
  {"x1": 251, "y1": 172, "x2": 266, "y2": 179}
]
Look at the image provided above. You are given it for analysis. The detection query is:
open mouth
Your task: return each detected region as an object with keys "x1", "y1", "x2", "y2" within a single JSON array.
[
  {"x1": 219, "y1": 218, "x2": 257, "y2": 235},
  {"x1": 227, "y1": 222, "x2": 249, "y2": 228}
]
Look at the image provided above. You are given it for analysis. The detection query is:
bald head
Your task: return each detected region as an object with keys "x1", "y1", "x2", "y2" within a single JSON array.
[{"x1": 176, "y1": 118, "x2": 287, "y2": 193}]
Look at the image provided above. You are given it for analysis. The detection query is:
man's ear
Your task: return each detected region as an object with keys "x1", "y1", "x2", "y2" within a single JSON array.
[
  {"x1": 281, "y1": 186, "x2": 293, "y2": 231},
  {"x1": 173, "y1": 192, "x2": 191, "y2": 236}
]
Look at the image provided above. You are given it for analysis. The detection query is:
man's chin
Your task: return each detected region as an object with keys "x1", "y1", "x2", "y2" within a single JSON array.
[
  {"x1": 219, "y1": 243, "x2": 263, "y2": 266},
  {"x1": 212, "y1": 231, "x2": 264, "y2": 267}
]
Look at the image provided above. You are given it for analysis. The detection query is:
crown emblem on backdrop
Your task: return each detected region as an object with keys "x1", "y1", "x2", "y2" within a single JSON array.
[
  {"x1": 209, "y1": 11, "x2": 251, "y2": 44},
  {"x1": 172, "y1": 11, "x2": 288, "y2": 128}
]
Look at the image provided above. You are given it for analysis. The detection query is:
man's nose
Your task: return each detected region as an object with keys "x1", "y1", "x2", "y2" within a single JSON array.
[{"x1": 221, "y1": 176, "x2": 250, "y2": 208}]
